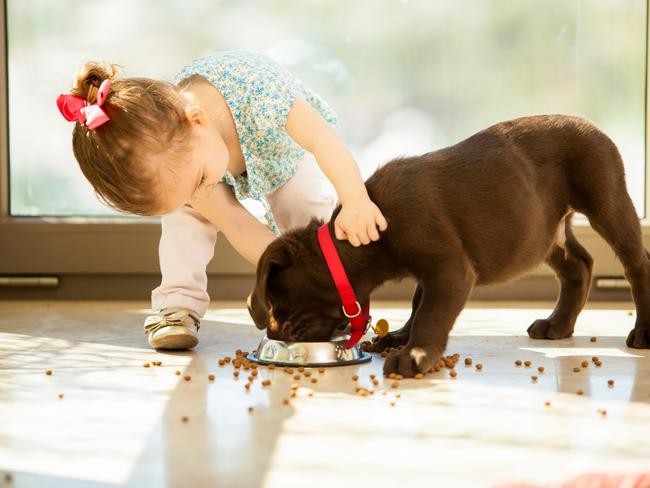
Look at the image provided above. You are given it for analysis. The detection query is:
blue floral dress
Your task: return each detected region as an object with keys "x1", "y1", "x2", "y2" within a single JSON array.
[{"x1": 172, "y1": 50, "x2": 338, "y2": 235}]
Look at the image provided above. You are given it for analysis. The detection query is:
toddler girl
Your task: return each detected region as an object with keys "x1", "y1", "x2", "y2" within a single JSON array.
[{"x1": 57, "y1": 50, "x2": 387, "y2": 350}]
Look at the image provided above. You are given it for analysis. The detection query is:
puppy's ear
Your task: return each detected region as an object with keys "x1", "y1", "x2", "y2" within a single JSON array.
[{"x1": 257, "y1": 238, "x2": 302, "y2": 303}]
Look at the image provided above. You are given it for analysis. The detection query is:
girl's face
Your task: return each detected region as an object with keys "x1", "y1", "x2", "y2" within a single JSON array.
[{"x1": 154, "y1": 105, "x2": 230, "y2": 214}]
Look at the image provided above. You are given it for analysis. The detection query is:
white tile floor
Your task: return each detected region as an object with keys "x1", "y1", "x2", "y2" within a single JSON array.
[{"x1": 0, "y1": 300, "x2": 649, "y2": 487}]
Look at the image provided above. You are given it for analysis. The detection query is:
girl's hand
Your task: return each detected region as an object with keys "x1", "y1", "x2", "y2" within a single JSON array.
[{"x1": 334, "y1": 194, "x2": 388, "y2": 247}]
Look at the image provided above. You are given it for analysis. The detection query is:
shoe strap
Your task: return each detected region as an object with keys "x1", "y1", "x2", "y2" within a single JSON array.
[{"x1": 144, "y1": 307, "x2": 201, "y2": 335}]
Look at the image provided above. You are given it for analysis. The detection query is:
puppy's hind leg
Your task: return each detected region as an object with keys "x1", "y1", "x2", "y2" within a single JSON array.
[
  {"x1": 371, "y1": 284, "x2": 421, "y2": 352},
  {"x1": 528, "y1": 220, "x2": 593, "y2": 340}
]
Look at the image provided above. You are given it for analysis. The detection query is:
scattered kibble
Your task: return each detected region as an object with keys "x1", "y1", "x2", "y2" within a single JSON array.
[
  {"x1": 142, "y1": 363, "x2": 150, "y2": 368},
  {"x1": 352, "y1": 375, "x2": 359, "y2": 381},
  {"x1": 391, "y1": 381, "x2": 400, "y2": 389},
  {"x1": 244, "y1": 383, "x2": 251, "y2": 390},
  {"x1": 293, "y1": 374, "x2": 301, "y2": 380},
  {"x1": 298, "y1": 367, "x2": 305, "y2": 373},
  {"x1": 577, "y1": 390, "x2": 584, "y2": 396},
  {"x1": 267, "y1": 364, "x2": 276, "y2": 370},
  {"x1": 308, "y1": 392, "x2": 314, "y2": 397},
  {"x1": 218, "y1": 360, "x2": 225, "y2": 366},
  {"x1": 389, "y1": 401, "x2": 396, "y2": 407},
  {"x1": 262, "y1": 380, "x2": 271, "y2": 387},
  {"x1": 531, "y1": 375, "x2": 538, "y2": 382},
  {"x1": 251, "y1": 370, "x2": 259, "y2": 377},
  {"x1": 464, "y1": 357, "x2": 473, "y2": 366},
  {"x1": 581, "y1": 361, "x2": 589, "y2": 368},
  {"x1": 524, "y1": 361, "x2": 531, "y2": 367},
  {"x1": 449, "y1": 370, "x2": 457, "y2": 378},
  {"x1": 58, "y1": 393, "x2": 64, "y2": 399},
  {"x1": 592, "y1": 356, "x2": 599, "y2": 362},
  {"x1": 544, "y1": 401, "x2": 551, "y2": 407},
  {"x1": 370, "y1": 374, "x2": 376, "y2": 380},
  {"x1": 538, "y1": 366, "x2": 545, "y2": 373},
  {"x1": 573, "y1": 367, "x2": 581, "y2": 373},
  {"x1": 248, "y1": 406, "x2": 254, "y2": 413},
  {"x1": 208, "y1": 374, "x2": 215, "y2": 381},
  {"x1": 415, "y1": 373, "x2": 424, "y2": 380},
  {"x1": 598, "y1": 408, "x2": 607, "y2": 416},
  {"x1": 627, "y1": 311, "x2": 633, "y2": 316},
  {"x1": 45, "y1": 370, "x2": 53, "y2": 376},
  {"x1": 318, "y1": 367, "x2": 325, "y2": 373},
  {"x1": 515, "y1": 360, "x2": 522, "y2": 366},
  {"x1": 183, "y1": 375, "x2": 191, "y2": 382},
  {"x1": 175, "y1": 370, "x2": 181, "y2": 376},
  {"x1": 233, "y1": 371, "x2": 240, "y2": 378},
  {"x1": 475, "y1": 364, "x2": 483, "y2": 371},
  {"x1": 181, "y1": 416, "x2": 189, "y2": 422},
  {"x1": 304, "y1": 370, "x2": 312, "y2": 377},
  {"x1": 594, "y1": 361, "x2": 602, "y2": 367},
  {"x1": 608, "y1": 379, "x2": 615, "y2": 387},
  {"x1": 311, "y1": 378, "x2": 317, "y2": 384},
  {"x1": 590, "y1": 337, "x2": 597, "y2": 342}
]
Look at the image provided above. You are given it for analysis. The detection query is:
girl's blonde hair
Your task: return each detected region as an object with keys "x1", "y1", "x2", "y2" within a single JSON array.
[{"x1": 69, "y1": 61, "x2": 191, "y2": 215}]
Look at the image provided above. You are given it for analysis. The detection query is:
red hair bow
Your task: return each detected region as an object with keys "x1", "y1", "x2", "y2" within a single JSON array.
[{"x1": 56, "y1": 79, "x2": 112, "y2": 130}]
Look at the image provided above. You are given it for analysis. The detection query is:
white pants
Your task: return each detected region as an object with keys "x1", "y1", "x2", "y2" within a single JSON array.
[{"x1": 150, "y1": 152, "x2": 337, "y2": 316}]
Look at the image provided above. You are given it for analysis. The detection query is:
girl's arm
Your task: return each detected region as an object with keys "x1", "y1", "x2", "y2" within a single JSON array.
[
  {"x1": 285, "y1": 96, "x2": 387, "y2": 247},
  {"x1": 189, "y1": 183, "x2": 275, "y2": 265}
]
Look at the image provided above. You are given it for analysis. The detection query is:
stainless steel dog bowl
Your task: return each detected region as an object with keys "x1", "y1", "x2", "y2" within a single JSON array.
[{"x1": 247, "y1": 333, "x2": 371, "y2": 367}]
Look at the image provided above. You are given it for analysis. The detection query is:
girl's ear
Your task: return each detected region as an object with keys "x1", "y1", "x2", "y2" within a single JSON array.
[{"x1": 184, "y1": 105, "x2": 208, "y2": 126}]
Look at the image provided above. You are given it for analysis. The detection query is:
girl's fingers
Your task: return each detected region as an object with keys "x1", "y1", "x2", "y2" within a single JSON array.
[
  {"x1": 368, "y1": 222, "x2": 380, "y2": 241},
  {"x1": 334, "y1": 223, "x2": 346, "y2": 240},
  {"x1": 348, "y1": 233, "x2": 361, "y2": 247},
  {"x1": 377, "y1": 211, "x2": 388, "y2": 231},
  {"x1": 358, "y1": 229, "x2": 371, "y2": 245}
]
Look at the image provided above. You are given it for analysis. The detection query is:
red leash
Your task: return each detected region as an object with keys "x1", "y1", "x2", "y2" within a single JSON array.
[{"x1": 317, "y1": 224, "x2": 370, "y2": 349}]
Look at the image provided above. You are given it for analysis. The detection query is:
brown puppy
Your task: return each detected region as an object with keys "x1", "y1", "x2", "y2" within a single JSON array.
[{"x1": 247, "y1": 115, "x2": 650, "y2": 377}]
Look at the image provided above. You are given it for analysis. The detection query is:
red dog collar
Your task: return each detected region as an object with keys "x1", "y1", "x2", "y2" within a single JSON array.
[{"x1": 317, "y1": 224, "x2": 370, "y2": 349}]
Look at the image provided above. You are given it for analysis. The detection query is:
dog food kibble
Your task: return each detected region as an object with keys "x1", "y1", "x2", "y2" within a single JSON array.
[
  {"x1": 244, "y1": 383, "x2": 251, "y2": 390},
  {"x1": 594, "y1": 361, "x2": 602, "y2": 367},
  {"x1": 531, "y1": 375, "x2": 538, "y2": 382},
  {"x1": 268, "y1": 364, "x2": 276, "y2": 370},
  {"x1": 577, "y1": 390, "x2": 584, "y2": 396},
  {"x1": 544, "y1": 401, "x2": 551, "y2": 407},
  {"x1": 318, "y1": 367, "x2": 325, "y2": 373},
  {"x1": 45, "y1": 370, "x2": 53, "y2": 376},
  {"x1": 464, "y1": 358, "x2": 473, "y2": 366},
  {"x1": 592, "y1": 356, "x2": 599, "y2": 362},
  {"x1": 415, "y1": 373, "x2": 424, "y2": 379},
  {"x1": 251, "y1": 364, "x2": 258, "y2": 369},
  {"x1": 352, "y1": 375, "x2": 359, "y2": 381},
  {"x1": 218, "y1": 360, "x2": 225, "y2": 366},
  {"x1": 143, "y1": 363, "x2": 150, "y2": 368},
  {"x1": 208, "y1": 374, "x2": 215, "y2": 381},
  {"x1": 291, "y1": 383, "x2": 299, "y2": 390},
  {"x1": 450, "y1": 370, "x2": 457, "y2": 378},
  {"x1": 251, "y1": 370, "x2": 258, "y2": 377},
  {"x1": 372, "y1": 379, "x2": 379, "y2": 386},
  {"x1": 581, "y1": 361, "x2": 589, "y2": 368},
  {"x1": 248, "y1": 406, "x2": 254, "y2": 413},
  {"x1": 224, "y1": 356, "x2": 231, "y2": 363},
  {"x1": 58, "y1": 393, "x2": 64, "y2": 399},
  {"x1": 181, "y1": 416, "x2": 189, "y2": 423},
  {"x1": 608, "y1": 379, "x2": 615, "y2": 387},
  {"x1": 515, "y1": 360, "x2": 522, "y2": 366},
  {"x1": 175, "y1": 370, "x2": 181, "y2": 376},
  {"x1": 233, "y1": 371, "x2": 240, "y2": 378},
  {"x1": 183, "y1": 375, "x2": 191, "y2": 382},
  {"x1": 573, "y1": 367, "x2": 581, "y2": 373},
  {"x1": 370, "y1": 374, "x2": 376, "y2": 380},
  {"x1": 283, "y1": 398, "x2": 291, "y2": 405},
  {"x1": 290, "y1": 391, "x2": 297, "y2": 398},
  {"x1": 247, "y1": 375, "x2": 254, "y2": 382},
  {"x1": 293, "y1": 374, "x2": 301, "y2": 380},
  {"x1": 304, "y1": 370, "x2": 312, "y2": 377},
  {"x1": 598, "y1": 408, "x2": 607, "y2": 416},
  {"x1": 475, "y1": 364, "x2": 483, "y2": 370},
  {"x1": 311, "y1": 378, "x2": 317, "y2": 384},
  {"x1": 538, "y1": 366, "x2": 545, "y2": 373},
  {"x1": 524, "y1": 361, "x2": 531, "y2": 367},
  {"x1": 391, "y1": 381, "x2": 400, "y2": 389},
  {"x1": 261, "y1": 380, "x2": 271, "y2": 387},
  {"x1": 298, "y1": 367, "x2": 305, "y2": 373},
  {"x1": 308, "y1": 392, "x2": 314, "y2": 397},
  {"x1": 627, "y1": 311, "x2": 633, "y2": 316},
  {"x1": 590, "y1": 337, "x2": 597, "y2": 342}
]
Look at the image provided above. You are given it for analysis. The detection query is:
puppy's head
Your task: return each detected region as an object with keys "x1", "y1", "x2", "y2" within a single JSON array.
[{"x1": 247, "y1": 219, "x2": 349, "y2": 342}]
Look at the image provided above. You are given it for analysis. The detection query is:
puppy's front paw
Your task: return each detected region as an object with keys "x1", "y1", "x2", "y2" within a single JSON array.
[
  {"x1": 371, "y1": 330, "x2": 409, "y2": 352},
  {"x1": 626, "y1": 326, "x2": 650, "y2": 349},
  {"x1": 383, "y1": 346, "x2": 438, "y2": 378}
]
